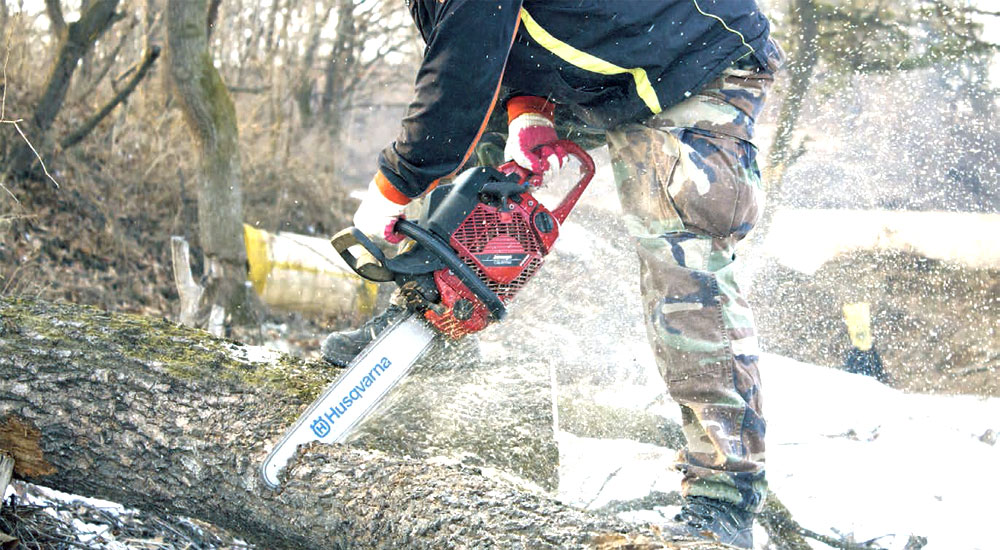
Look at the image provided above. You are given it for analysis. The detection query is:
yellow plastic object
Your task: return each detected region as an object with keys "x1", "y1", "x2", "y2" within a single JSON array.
[
  {"x1": 842, "y1": 302, "x2": 873, "y2": 351},
  {"x1": 244, "y1": 224, "x2": 272, "y2": 295},
  {"x1": 243, "y1": 224, "x2": 378, "y2": 316}
]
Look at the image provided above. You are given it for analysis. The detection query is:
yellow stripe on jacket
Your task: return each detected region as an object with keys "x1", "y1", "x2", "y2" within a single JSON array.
[{"x1": 519, "y1": 7, "x2": 662, "y2": 115}]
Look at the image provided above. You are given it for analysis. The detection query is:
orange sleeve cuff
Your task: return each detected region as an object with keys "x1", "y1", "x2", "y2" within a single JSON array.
[
  {"x1": 506, "y1": 96, "x2": 555, "y2": 124},
  {"x1": 374, "y1": 171, "x2": 412, "y2": 205}
]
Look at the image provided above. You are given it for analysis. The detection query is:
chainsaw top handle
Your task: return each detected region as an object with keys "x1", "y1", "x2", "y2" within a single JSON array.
[{"x1": 497, "y1": 139, "x2": 595, "y2": 224}]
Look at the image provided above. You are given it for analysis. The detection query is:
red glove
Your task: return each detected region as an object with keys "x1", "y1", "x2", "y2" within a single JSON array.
[{"x1": 504, "y1": 96, "x2": 566, "y2": 177}]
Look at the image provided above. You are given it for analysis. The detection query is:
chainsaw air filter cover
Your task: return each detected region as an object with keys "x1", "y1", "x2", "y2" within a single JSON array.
[{"x1": 416, "y1": 146, "x2": 594, "y2": 339}]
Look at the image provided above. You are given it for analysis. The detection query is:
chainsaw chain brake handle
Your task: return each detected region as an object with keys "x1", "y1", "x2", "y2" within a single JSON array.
[
  {"x1": 330, "y1": 228, "x2": 395, "y2": 283},
  {"x1": 497, "y1": 139, "x2": 596, "y2": 224}
]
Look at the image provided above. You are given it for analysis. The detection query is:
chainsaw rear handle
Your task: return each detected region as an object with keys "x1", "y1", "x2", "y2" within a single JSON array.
[
  {"x1": 498, "y1": 139, "x2": 595, "y2": 224},
  {"x1": 330, "y1": 227, "x2": 395, "y2": 283}
]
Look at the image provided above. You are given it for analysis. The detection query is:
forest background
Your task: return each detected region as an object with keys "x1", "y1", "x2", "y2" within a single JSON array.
[{"x1": 0, "y1": 0, "x2": 997, "y2": 548}]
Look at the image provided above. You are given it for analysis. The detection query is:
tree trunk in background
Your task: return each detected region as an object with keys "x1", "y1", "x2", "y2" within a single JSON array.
[
  {"x1": 293, "y1": 2, "x2": 333, "y2": 127},
  {"x1": 766, "y1": 0, "x2": 819, "y2": 184},
  {"x1": 8, "y1": 0, "x2": 120, "y2": 177},
  {"x1": 320, "y1": 0, "x2": 355, "y2": 130},
  {"x1": 263, "y1": 0, "x2": 280, "y2": 56},
  {"x1": 206, "y1": 0, "x2": 221, "y2": 37},
  {"x1": 754, "y1": 0, "x2": 819, "y2": 242},
  {"x1": 0, "y1": 297, "x2": 730, "y2": 550},
  {"x1": 43, "y1": 0, "x2": 66, "y2": 37},
  {"x1": 166, "y1": 0, "x2": 252, "y2": 326}
]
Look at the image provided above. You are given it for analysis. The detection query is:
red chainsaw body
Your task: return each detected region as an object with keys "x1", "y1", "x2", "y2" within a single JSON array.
[{"x1": 424, "y1": 193, "x2": 559, "y2": 339}]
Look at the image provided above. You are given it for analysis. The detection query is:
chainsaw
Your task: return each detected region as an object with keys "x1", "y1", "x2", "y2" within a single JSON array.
[{"x1": 260, "y1": 140, "x2": 594, "y2": 488}]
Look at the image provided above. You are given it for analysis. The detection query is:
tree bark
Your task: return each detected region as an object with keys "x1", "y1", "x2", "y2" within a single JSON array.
[
  {"x1": 9, "y1": 0, "x2": 121, "y2": 177},
  {"x1": 166, "y1": 0, "x2": 251, "y2": 324},
  {"x1": 44, "y1": 0, "x2": 66, "y2": 37},
  {"x1": 0, "y1": 297, "x2": 732, "y2": 550},
  {"x1": 765, "y1": 0, "x2": 819, "y2": 184}
]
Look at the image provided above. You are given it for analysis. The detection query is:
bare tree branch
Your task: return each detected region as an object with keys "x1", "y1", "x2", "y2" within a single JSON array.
[
  {"x1": 73, "y1": 14, "x2": 140, "y2": 102},
  {"x1": 61, "y1": 45, "x2": 161, "y2": 149},
  {"x1": 8, "y1": 0, "x2": 122, "y2": 178}
]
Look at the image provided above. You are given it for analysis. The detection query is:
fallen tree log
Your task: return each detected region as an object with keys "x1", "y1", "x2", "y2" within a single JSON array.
[{"x1": 0, "y1": 297, "x2": 733, "y2": 549}]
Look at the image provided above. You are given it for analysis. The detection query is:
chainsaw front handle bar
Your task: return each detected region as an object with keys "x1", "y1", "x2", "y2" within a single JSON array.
[{"x1": 330, "y1": 222, "x2": 507, "y2": 322}]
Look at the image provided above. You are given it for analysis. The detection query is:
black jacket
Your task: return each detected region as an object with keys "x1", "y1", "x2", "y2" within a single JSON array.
[{"x1": 379, "y1": 0, "x2": 772, "y2": 201}]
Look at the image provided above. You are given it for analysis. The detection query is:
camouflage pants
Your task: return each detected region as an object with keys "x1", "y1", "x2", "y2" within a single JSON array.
[{"x1": 606, "y1": 44, "x2": 782, "y2": 512}]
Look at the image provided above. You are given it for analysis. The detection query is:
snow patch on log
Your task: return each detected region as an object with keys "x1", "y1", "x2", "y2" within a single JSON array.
[{"x1": 226, "y1": 342, "x2": 284, "y2": 366}]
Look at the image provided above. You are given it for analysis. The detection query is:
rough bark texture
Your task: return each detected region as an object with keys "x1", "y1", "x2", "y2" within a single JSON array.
[
  {"x1": 0, "y1": 297, "x2": 733, "y2": 550},
  {"x1": 9, "y1": 0, "x2": 120, "y2": 176},
  {"x1": 166, "y1": 0, "x2": 250, "y2": 322}
]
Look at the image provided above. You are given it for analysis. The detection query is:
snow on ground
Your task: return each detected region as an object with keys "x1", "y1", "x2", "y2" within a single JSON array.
[
  {"x1": 763, "y1": 209, "x2": 1000, "y2": 274},
  {"x1": 2, "y1": 484, "x2": 135, "y2": 550},
  {"x1": 555, "y1": 353, "x2": 1000, "y2": 550},
  {"x1": 763, "y1": 354, "x2": 999, "y2": 550}
]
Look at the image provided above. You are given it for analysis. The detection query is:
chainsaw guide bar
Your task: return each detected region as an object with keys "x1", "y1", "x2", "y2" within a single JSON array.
[{"x1": 260, "y1": 313, "x2": 436, "y2": 488}]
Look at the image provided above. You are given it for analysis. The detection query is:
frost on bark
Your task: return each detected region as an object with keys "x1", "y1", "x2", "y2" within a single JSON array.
[
  {"x1": 0, "y1": 297, "x2": 738, "y2": 550},
  {"x1": 165, "y1": 0, "x2": 251, "y2": 326}
]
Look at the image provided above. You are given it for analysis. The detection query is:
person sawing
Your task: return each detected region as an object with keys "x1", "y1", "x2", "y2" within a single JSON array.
[{"x1": 323, "y1": 2, "x2": 784, "y2": 547}]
